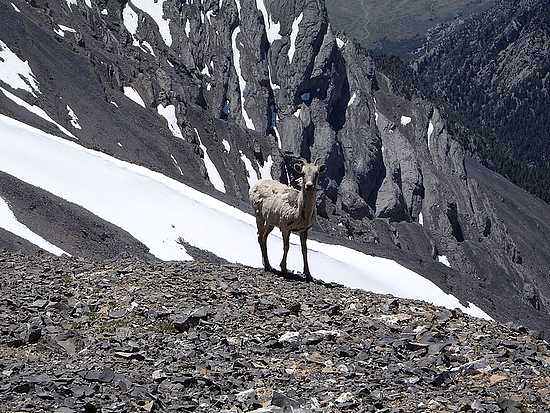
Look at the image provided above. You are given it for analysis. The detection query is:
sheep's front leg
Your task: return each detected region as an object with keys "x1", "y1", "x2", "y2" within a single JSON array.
[
  {"x1": 280, "y1": 230, "x2": 290, "y2": 273},
  {"x1": 300, "y1": 230, "x2": 312, "y2": 282}
]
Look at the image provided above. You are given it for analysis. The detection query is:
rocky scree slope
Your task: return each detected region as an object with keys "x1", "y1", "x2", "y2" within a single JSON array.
[
  {"x1": 1, "y1": 0, "x2": 550, "y2": 334},
  {"x1": 1, "y1": 251, "x2": 549, "y2": 412}
]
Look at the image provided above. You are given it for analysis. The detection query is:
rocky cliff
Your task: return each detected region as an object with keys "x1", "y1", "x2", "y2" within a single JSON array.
[
  {"x1": 1, "y1": 252, "x2": 549, "y2": 412},
  {"x1": 1, "y1": 0, "x2": 550, "y2": 334}
]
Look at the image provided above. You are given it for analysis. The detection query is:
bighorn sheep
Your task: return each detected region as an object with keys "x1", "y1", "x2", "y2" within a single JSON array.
[{"x1": 249, "y1": 158, "x2": 325, "y2": 281}]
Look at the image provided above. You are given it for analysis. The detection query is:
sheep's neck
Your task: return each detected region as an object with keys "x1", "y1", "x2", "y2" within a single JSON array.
[{"x1": 297, "y1": 188, "x2": 316, "y2": 226}]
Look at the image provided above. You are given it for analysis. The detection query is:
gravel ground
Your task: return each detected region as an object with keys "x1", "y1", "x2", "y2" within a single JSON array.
[{"x1": 0, "y1": 251, "x2": 549, "y2": 412}]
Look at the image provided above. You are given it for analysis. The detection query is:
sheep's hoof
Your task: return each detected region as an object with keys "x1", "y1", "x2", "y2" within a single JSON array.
[
  {"x1": 305, "y1": 274, "x2": 313, "y2": 283},
  {"x1": 264, "y1": 265, "x2": 273, "y2": 272},
  {"x1": 280, "y1": 266, "x2": 287, "y2": 274}
]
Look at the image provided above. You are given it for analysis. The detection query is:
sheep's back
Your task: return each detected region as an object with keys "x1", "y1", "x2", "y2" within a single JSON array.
[{"x1": 249, "y1": 180, "x2": 300, "y2": 224}]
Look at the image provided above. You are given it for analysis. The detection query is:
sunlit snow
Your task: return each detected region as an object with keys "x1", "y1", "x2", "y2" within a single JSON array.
[
  {"x1": 170, "y1": 154, "x2": 184, "y2": 176},
  {"x1": 0, "y1": 87, "x2": 76, "y2": 139},
  {"x1": 268, "y1": 64, "x2": 280, "y2": 90},
  {"x1": 66, "y1": 105, "x2": 82, "y2": 129},
  {"x1": 256, "y1": 0, "x2": 282, "y2": 44},
  {"x1": 122, "y1": 3, "x2": 138, "y2": 36},
  {"x1": 231, "y1": 26, "x2": 255, "y2": 130},
  {"x1": 0, "y1": 114, "x2": 491, "y2": 320},
  {"x1": 185, "y1": 19, "x2": 191, "y2": 38},
  {"x1": 140, "y1": 41, "x2": 155, "y2": 56},
  {"x1": 418, "y1": 212, "x2": 424, "y2": 226},
  {"x1": 438, "y1": 255, "x2": 451, "y2": 268},
  {"x1": 194, "y1": 128, "x2": 226, "y2": 193},
  {"x1": 130, "y1": 0, "x2": 173, "y2": 47},
  {"x1": 427, "y1": 121, "x2": 434, "y2": 148},
  {"x1": 348, "y1": 92, "x2": 357, "y2": 107},
  {"x1": 222, "y1": 139, "x2": 231, "y2": 153},
  {"x1": 157, "y1": 104, "x2": 183, "y2": 139},
  {"x1": 123, "y1": 86, "x2": 145, "y2": 108},
  {"x1": 0, "y1": 196, "x2": 67, "y2": 256},
  {"x1": 288, "y1": 12, "x2": 303, "y2": 64},
  {"x1": 11, "y1": 3, "x2": 20, "y2": 12},
  {"x1": 336, "y1": 37, "x2": 345, "y2": 48},
  {"x1": 0, "y1": 40, "x2": 40, "y2": 96},
  {"x1": 401, "y1": 116, "x2": 412, "y2": 126}
]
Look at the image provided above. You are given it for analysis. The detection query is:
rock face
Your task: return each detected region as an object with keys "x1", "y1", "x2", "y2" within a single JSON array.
[
  {"x1": 0, "y1": 252, "x2": 549, "y2": 412},
  {"x1": 1, "y1": 0, "x2": 550, "y2": 334}
]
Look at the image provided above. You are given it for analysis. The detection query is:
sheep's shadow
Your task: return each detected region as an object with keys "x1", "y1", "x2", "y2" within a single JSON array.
[{"x1": 267, "y1": 268, "x2": 310, "y2": 282}]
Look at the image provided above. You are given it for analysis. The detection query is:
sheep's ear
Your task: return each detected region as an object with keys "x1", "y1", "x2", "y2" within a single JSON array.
[
  {"x1": 293, "y1": 162, "x2": 304, "y2": 174},
  {"x1": 318, "y1": 164, "x2": 326, "y2": 175}
]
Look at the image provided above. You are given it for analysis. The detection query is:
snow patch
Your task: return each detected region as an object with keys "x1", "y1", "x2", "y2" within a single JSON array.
[
  {"x1": 0, "y1": 40, "x2": 40, "y2": 96},
  {"x1": 123, "y1": 86, "x2": 145, "y2": 108},
  {"x1": 66, "y1": 105, "x2": 81, "y2": 129},
  {"x1": 259, "y1": 155, "x2": 273, "y2": 180},
  {"x1": 348, "y1": 92, "x2": 357, "y2": 107},
  {"x1": 170, "y1": 154, "x2": 184, "y2": 176},
  {"x1": 122, "y1": 3, "x2": 139, "y2": 36},
  {"x1": 268, "y1": 64, "x2": 280, "y2": 90},
  {"x1": 427, "y1": 121, "x2": 434, "y2": 148},
  {"x1": 205, "y1": 10, "x2": 215, "y2": 24},
  {"x1": 55, "y1": 24, "x2": 77, "y2": 37},
  {"x1": 157, "y1": 104, "x2": 183, "y2": 139},
  {"x1": 288, "y1": 12, "x2": 303, "y2": 64},
  {"x1": 110, "y1": 101, "x2": 119, "y2": 108},
  {"x1": 400, "y1": 116, "x2": 412, "y2": 126},
  {"x1": 438, "y1": 255, "x2": 451, "y2": 268},
  {"x1": 418, "y1": 212, "x2": 424, "y2": 226},
  {"x1": 140, "y1": 41, "x2": 155, "y2": 56},
  {"x1": 274, "y1": 125, "x2": 281, "y2": 149},
  {"x1": 231, "y1": 26, "x2": 255, "y2": 130},
  {"x1": 0, "y1": 196, "x2": 67, "y2": 256},
  {"x1": 194, "y1": 128, "x2": 226, "y2": 193},
  {"x1": 65, "y1": 0, "x2": 77, "y2": 8},
  {"x1": 101, "y1": 8, "x2": 108, "y2": 15},
  {"x1": 84, "y1": 0, "x2": 92, "y2": 8},
  {"x1": 201, "y1": 64, "x2": 211, "y2": 77},
  {"x1": 185, "y1": 19, "x2": 191, "y2": 37},
  {"x1": 11, "y1": 3, "x2": 20, "y2": 12},
  {"x1": 293, "y1": 108, "x2": 301, "y2": 118},
  {"x1": 0, "y1": 114, "x2": 492, "y2": 320},
  {"x1": 256, "y1": 0, "x2": 282, "y2": 44},
  {"x1": 222, "y1": 139, "x2": 231, "y2": 153},
  {"x1": 0, "y1": 87, "x2": 76, "y2": 139},
  {"x1": 130, "y1": 0, "x2": 173, "y2": 47},
  {"x1": 336, "y1": 37, "x2": 345, "y2": 48},
  {"x1": 240, "y1": 151, "x2": 259, "y2": 189}
]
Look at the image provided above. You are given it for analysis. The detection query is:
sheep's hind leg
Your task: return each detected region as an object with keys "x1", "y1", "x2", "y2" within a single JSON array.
[
  {"x1": 300, "y1": 230, "x2": 313, "y2": 282},
  {"x1": 258, "y1": 219, "x2": 274, "y2": 272},
  {"x1": 280, "y1": 230, "x2": 290, "y2": 273}
]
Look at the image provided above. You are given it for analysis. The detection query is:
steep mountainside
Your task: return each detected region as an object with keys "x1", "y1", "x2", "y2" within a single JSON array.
[
  {"x1": 325, "y1": 0, "x2": 495, "y2": 56},
  {"x1": 412, "y1": 0, "x2": 550, "y2": 203},
  {"x1": 1, "y1": 252, "x2": 549, "y2": 412},
  {"x1": 1, "y1": 0, "x2": 550, "y2": 334}
]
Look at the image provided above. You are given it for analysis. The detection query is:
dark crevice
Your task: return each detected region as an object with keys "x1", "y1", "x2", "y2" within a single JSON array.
[{"x1": 446, "y1": 202, "x2": 465, "y2": 242}]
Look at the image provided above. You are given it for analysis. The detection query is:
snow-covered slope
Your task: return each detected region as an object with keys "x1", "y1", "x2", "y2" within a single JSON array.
[{"x1": 0, "y1": 113, "x2": 489, "y2": 319}]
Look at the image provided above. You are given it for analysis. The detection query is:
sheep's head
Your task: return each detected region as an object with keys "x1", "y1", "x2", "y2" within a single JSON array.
[{"x1": 294, "y1": 158, "x2": 326, "y2": 193}]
